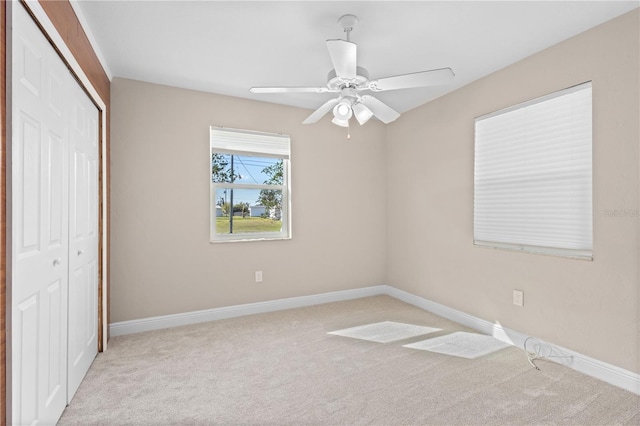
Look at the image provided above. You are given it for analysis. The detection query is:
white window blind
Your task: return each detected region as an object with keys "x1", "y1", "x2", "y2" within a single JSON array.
[
  {"x1": 474, "y1": 82, "x2": 593, "y2": 259},
  {"x1": 210, "y1": 127, "x2": 290, "y2": 159}
]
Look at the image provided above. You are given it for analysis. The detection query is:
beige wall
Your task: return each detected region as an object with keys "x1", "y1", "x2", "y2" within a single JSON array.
[
  {"x1": 110, "y1": 78, "x2": 387, "y2": 322},
  {"x1": 111, "y1": 10, "x2": 639, "y2": 374},
  {"x1": 386, "y1": 9, "x2": 639, "y2": 373}
]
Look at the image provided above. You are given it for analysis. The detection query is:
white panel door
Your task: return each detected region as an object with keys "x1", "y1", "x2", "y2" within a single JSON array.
[
  {"x1": 67, "y1": 77, "x2": 99, "y2": 401},
  {"x1": 11, "y1": 3, "x2": 70, "y2": 424},
  {"x1": 11, "y1": 2, "x2": 100, "y2": 423}
]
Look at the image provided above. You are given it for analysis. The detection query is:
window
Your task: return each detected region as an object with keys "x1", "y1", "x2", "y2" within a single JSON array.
[
  {"x1": 474, "y1": 82, "x2": 592, "y2": 259},
  {"x1": 210, "y1": 127, "x2": 291, "y2": 242}
]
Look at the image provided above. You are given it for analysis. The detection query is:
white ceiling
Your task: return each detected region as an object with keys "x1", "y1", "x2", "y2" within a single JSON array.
[{"x1": 73, "y1": 1, "x2": 639, "y2": 115}]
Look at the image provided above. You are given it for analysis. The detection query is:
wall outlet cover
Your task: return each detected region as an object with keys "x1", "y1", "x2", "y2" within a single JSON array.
[{"x1": 513, "y1": 290, "x2": 524, "y2": 307}]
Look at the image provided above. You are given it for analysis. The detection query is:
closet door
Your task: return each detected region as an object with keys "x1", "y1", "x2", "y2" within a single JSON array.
[
  {"x1": 11, "y1": 3, "x2": 70, "y2": 424},
  {"x1": 67, "y1": 78, "x2": 99, "y2": 401},
  {"x1": 11, "y1": 2, "x2": 100, "y2": 422}
]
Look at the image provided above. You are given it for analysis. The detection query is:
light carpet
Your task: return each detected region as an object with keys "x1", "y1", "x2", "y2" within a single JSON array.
[
  {"x1": 328, "y1": 320, "x2": 441, "y2": 343},
  {"x1": 404, "y1": 331, "x2": 512, "y2": 359},
  {"x1": 59, "y1": 295, "x2": 640, "y2": 425}
]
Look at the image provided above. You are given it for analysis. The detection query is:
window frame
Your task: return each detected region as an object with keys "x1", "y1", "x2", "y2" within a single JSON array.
[
  {"x1": 210, "y1": 127, "x2": 291, "y2": 243},
  {"x1": 473, "y1": 82, "x2": 593, "y2": 260}
]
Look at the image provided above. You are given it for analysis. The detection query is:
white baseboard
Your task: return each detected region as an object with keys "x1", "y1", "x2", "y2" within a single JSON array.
[
  {"x1": 109, "y1": 285, "x2": 387, "y2": 337},
  {"x1": 384, "y1": 285, "x2": 640, "y2": 396},
  {"x1": 109, "y1": 284, "x2": 640, "y2": 395}
]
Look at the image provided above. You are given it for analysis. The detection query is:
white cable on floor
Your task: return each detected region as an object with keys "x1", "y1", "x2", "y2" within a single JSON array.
[{"x1": 524, "y1": 336, "x2": 573, "y2": 370}]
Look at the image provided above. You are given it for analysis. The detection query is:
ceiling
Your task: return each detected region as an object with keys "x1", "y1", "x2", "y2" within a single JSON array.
[{"x1": 73, "y1": 1, "x2": 639, "y2": 116}]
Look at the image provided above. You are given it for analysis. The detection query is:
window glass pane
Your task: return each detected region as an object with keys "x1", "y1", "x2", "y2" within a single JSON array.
[
  {"x1": 211, "y1": 153, "x2": 282, "y2": 185},
  {"x1": 214, "y1": 188, "x2": 283, "y2": 235}
]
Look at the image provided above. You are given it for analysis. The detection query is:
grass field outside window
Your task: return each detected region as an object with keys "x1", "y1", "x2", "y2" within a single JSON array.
[{"x1": 215, "y1": 216, "x2": 282, "y2": 234}]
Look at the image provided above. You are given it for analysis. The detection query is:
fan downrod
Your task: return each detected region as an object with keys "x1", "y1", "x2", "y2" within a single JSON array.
[{"x1": 338, "y1": 14, "x2": 359, "y2": 41}]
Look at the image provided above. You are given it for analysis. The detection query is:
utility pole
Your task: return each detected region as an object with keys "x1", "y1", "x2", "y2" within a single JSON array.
[{"x1": 230, "y1": 155, "x2": 234, "y2": 233}]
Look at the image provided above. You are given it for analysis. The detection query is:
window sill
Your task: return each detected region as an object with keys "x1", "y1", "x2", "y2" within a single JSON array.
[
  {"x1": 210, "y1": 235, "x2": 291, "y2": 244},
  {"x1": 474, "y1": 240, "x2": 593, "y2": 261}
]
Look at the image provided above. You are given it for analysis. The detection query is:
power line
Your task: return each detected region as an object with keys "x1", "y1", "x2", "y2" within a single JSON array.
[{"x1": 235, "y1": 156, "x2": 260, "y2": 184}]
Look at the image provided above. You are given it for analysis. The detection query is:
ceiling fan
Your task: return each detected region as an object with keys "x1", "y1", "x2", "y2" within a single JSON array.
[{"x1": 250, "y1": 14, "x2": 455, "y2": 127}]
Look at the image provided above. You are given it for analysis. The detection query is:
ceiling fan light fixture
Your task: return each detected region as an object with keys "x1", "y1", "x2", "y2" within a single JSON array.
[
  {"x1": 352, "y1": 102, "x2": 373, "y2": 125},
  {"x1": 250, "y1": 14, "x2": 454, "y2": 128},
  {"x1": 333, "y1": 100, "x2": 353, "y2": 121},
  {"x1": 331, "y1": 116, "x2": 350, "y2": 127}
]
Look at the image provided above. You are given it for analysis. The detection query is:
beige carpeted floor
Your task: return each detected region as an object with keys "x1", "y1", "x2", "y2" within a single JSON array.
[{"x1": 59, "y1": 295, "x2": 640, "y2": 425}]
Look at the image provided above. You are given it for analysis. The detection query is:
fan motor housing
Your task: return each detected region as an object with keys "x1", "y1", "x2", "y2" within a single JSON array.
[{"x1": 327, "y1": 66, "x2": 370, "y2": 91}]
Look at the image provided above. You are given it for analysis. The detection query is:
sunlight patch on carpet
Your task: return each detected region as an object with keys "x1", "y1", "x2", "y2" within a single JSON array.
[
  {"x1": 403, "y1": 331, "x2": 510, "y2": 359},
  {"x1": 328, "y1": 321, "x2": 441, "y2": 343}
]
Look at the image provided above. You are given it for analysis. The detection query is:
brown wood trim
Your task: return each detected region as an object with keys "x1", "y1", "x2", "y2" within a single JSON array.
[
  {"x1": 37, "y1": 1, "x2": 109, "y2": 103},
  {"x1": 1, "y1": 1, "x2": 6, "y2": 424},
  {"x1": 97, "y1": 111, "x2": 104, "y2": 350}
]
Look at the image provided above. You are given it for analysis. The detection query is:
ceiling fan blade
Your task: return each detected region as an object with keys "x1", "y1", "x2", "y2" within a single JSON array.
[
  {"x1": 352, "y1": 102, "x2": 373, "y2": 125},
  {"x1": 326, "y1": 39, "x2": 357, "y2": 79},
  {"x1": 250, "y1": 86, "x2": 330, "y2": 94},
  {"x1": 368, "y1": 67, "x2": 454, "y2": 92},
  {"x1": 302, "y1": 98, "x2": 340, "y2": 124},
  {"x1": 360, "y1": 95, "x2": 400, "y2": 124}
]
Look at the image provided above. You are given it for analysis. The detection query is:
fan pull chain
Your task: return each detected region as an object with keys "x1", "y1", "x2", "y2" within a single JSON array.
[{"x1": 347, "y1": 120, "x2": 351, "y2": 140}]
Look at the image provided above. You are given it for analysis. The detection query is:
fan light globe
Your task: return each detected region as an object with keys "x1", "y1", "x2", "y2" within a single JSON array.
[
  {"x1": 331, "y1": 117, "x2": 350, "y2": 127},
  {"x1": 336, "y1": 104, "x2": 351, "y2": 117},
  {"x1": 333, "y1": 101, "x2": 353, "y2": 121},
  {"x1": 353, "y1": 102, "x2": 373, "y2": 125}
]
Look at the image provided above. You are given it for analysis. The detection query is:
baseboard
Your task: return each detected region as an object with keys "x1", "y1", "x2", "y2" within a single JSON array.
[
  {"x1": 109, "y1": 285, "x2": 387, "y2": 337},
  {"x1": 384, "y1": 285, "x2": 640, "y2": 396},
  {"x1": 109, "y1": 284, "x2": 640, "y2": 395}
]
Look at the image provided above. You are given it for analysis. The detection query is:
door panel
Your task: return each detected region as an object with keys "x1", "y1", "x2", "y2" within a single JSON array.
[
  {"x1": 11, "y1": 3, "x2": 98, "y2": 423},
  {"x1": 18, "y1": 37, "x2": 42, "y2": 97},
  {"x1": 17, "y1": 112, "x2": 41, "y2": 257},
  {"x1": 67, "y1": 73, "x2": 99, "y2": 402},
  {"x1": 48, "y1": 132, "x2": 65, "y2": 246},
  {"x1": 12, "y1": 4, "x2": 69, "y2": 423},
  {"x1": 15, "y1": 295, "x2": 38, "y2": 424},
  {"x1": 42, "y1": 278, "x2": 64, "y2": 413}
]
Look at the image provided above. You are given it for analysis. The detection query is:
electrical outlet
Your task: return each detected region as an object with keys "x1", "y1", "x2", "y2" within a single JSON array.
[
  {"x1": 513, "y1": 290, "x2": 524, "y2": 307},
  {"x1": 255, "y1": 271, "x2": 263, "y2": 283}
]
